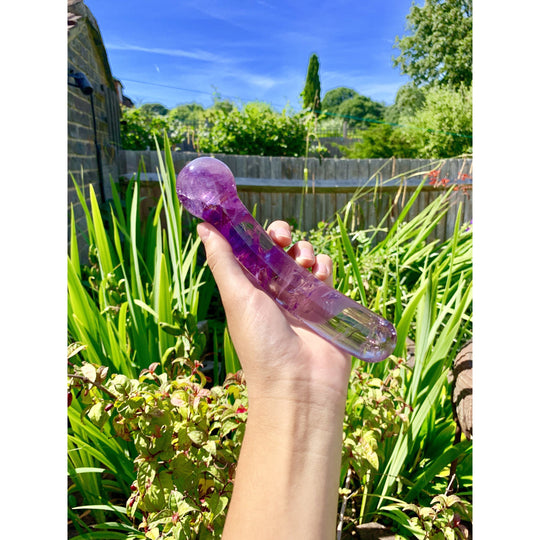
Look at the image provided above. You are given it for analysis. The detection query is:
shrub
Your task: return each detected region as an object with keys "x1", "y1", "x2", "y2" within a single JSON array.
[
  {"x1": 197, "y1": 102, "x2": 308, "y2": 157},
  {"x1": 339, "y1": 124, "x2": 419, "y2": 159},
  {"x1": 400, "y1": 85, "x2": 472, "y2": 158},
  {"x1": 69, "y1": 356, "x2": 248, "y2": 539},
  {"x1": 120, "y1": 107, "x2": 183, "y2": 150}
]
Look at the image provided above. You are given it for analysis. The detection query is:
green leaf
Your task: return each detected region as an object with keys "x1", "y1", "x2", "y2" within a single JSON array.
[
  {"x1": 405, "y1": 440, "x2": 471, "y2": 502},
  {"x1": 208, "y1": 491, "x2": 229, "y2": 519},
  {"x1": 223, "y1": 326, "x2": 242, "y2": 375},
  {"x1": 159, "y1": 322, "x2": 183, "y2": 336},
  {"x1": 73, "y1": 504, "x2": 127, "y2": 514},
  {"x1": 188, "y1": 430, "x2": 205, "y2": 445},
  {"x1": 133, "y1": 299, "x2": 158, "y2": 319},
  {"x1": 89, "y1": 184, "x2": 114, "y2": 277},
  {"x1": 73, "y1": 467, "x2": 106, "y2": 475},
  {"x1": 70, "y1": 203, "x2": 81, "y2": 277},
  {"x1": 337, "y1": 214, "x2": 367, "y2": 305}
]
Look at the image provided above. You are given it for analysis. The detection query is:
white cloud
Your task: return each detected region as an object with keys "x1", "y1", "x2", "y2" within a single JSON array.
[{"x1": 106, "y1": 42, "x2": 228, "y2": 63}]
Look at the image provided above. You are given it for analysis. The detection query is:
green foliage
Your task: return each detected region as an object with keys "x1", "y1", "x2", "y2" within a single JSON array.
[
  {"x1": 382, "y1": 494, "x2": 472, "y2": 539},
  {"x1": 69, "y1": 352, "x2": 248, "y2": 539},
  {"x1": 71, "y1": 358, "x2": 247, "y2": 539},
  {"x1": 321, "y1": 87, "x2": 359, "y2": 114},
  {"x1": 293, "y1": 173, "x2": 472, "y2": 536},
  {"x1": 340, "y1": 124, "x2": 418, "y2": 159},
  {"x1": 67, "y1": 147, "x2": 211, "y2": 378},
  {"x1": 120, "y1": 107, "x2": 181, "y2": 150},
  {"x1": 393, "y1": 0, "x2": 472, "y2": 88},
  {"x1": 197, "y1": 102, "x2": 308, "y2": 157},
  {"x1": 337, "y1": 95, "x2": 385, "y2": 129},
  {"x1": 207, "y1": 98, "x2": 235, "y2": 116},
  {"x1": 301, "y1": 53, "x2": 321, "y2": 112},
  {"x1": 339, "y1": 84, "x2": 472, "y2": 159},
  {"x1": 401, "y1": 85, "x2": 472, "y2": 158},
  {"x1": 385, "y1": 83, "x2": 426, "y2": 125},
  {"x1": 139, "y1": 103, "x2": 170, "y2": 117},
  {"x1": 167, "y1": 103, "x2": 205, "y2": 127},
  {"x1": 342, "y1": 365, "x2": 411, "y2": 490}
]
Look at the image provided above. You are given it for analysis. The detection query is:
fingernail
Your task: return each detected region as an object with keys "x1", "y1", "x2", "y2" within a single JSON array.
[
  {"x1": 197, "y1": 223, "x2": 210, "y2": 241},
  {"x1": 275, "y1": 227, "x2": 290, "y2": 241},
  {"x1": 299, "y1": 247, "x2": 313, "y2": 261}
]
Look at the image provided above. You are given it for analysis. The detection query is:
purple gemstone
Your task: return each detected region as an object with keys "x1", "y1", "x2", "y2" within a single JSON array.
[{"x1": 176, "y1": 157, "x2": 397, "y2": 362}]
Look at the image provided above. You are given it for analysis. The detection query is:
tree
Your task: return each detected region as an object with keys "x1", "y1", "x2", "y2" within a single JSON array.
[
  {"x1": 301, "y1": 54, "x2": 321, "y2": 113},
  {"x1": 320, "y1": 87, "x2": 359, "y2": 114},
  {"x1": 393, "y1": 0, "x2": 472, "y2": 88},
  {"x1": 384, "y1": 83, "x2": 426, "y2": 124},
  {"x1": 337, "y1": 95, "x2": 385, "y2": 129},
  {"x1": 401, "y1": 85, "x2": 472, "y2": 157},
  {"x1": 139, "y1": 102, "x2": 169, "y2": 116},
  {"x1": 168, "y1": 103, "x2": 204, "y2": 126}
]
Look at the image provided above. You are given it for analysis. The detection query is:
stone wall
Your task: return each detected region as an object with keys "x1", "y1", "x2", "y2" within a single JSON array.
[{"x1": 68, "y1": 0, "x2": 121, "y2": 256}]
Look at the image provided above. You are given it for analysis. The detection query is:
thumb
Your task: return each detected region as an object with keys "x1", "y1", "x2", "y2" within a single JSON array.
[{"x1": 197, "y1": 222, "x2": 253, "y2": 307}]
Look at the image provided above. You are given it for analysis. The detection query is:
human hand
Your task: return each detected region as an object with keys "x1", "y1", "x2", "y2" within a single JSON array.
[
  {"x1": 198, "y1": 218, "x2": 352, "y2": 539},
  {"x1": 197, "y1": 219, "x2": 351, "y2": 404}
]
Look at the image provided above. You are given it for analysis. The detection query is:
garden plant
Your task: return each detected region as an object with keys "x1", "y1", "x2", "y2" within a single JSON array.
[{"x1": 68, "y1": 137, "x2": 472, "y2": 539}]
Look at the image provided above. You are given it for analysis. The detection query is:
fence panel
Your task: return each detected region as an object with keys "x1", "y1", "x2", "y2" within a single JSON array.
[{"x1": 119, "y1": 151, "x2": 472, "y2": 240}]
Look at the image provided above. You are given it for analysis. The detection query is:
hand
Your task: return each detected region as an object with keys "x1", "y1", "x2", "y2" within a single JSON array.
[
  {"x1": 197, "y1": 219, "x2": 352, "y2": 402},
  {"x1": 198, "y1": 219, "x2": 351, "y2": 539}
]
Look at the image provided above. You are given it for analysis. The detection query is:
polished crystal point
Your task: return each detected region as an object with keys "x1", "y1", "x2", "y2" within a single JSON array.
[{"x1": 176, "y1": 157, "x2": 397, "y2": 362}]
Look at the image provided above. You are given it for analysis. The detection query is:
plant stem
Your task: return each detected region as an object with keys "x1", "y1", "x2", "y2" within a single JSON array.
[
  {"x1": 68, "y1": 373, "x2": 118, "y2": 400},
  {"x1": 359, "y1": 468, "x2": 371, "y2": 525},
  {"x1": 336, "y1": 467, "x2": 352, "y2": 540}
]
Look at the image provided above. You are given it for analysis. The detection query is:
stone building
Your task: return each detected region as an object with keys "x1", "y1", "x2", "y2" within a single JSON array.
[{"x1": 68, "y1": 0, "x2": 122, "y2": 254}]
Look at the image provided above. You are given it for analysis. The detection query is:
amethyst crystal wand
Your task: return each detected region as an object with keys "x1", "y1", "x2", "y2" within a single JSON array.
[{"x1": 176, "y1": 157, "x2": 396, "y2": 362}]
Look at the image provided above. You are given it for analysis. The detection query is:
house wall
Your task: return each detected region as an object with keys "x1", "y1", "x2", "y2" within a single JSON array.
[{"x1": 68, "y1": 0, "x2": 121, "y2": 257}]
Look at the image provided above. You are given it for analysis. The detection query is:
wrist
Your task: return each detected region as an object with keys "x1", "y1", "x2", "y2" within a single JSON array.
[
  {"x1": 245, "y1": 378, "x2": 347, "y2": 458},
  {"x1": 224, "y1": 380, "x2": 346, "y2": 539}
]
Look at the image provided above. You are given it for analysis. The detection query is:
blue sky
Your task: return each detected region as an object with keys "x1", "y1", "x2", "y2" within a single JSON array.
[{"x1": 84, "y1": 0, "x2": 413, "y2": 111}]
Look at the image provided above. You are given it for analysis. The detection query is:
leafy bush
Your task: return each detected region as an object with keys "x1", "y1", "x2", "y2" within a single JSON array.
[
  {"x1": 120, "y1": 107, "x2": 184, "y2": 150},
  {"x1": 339, "y1": 124, "x2": 418, "y2": 159},
  {"x1": 400, "y1": 85, "x2": 472, "y2": 158},
  {"x1": 337, "y1": 84, "x2": 472, "y2": 159},
  {"x1": 69, "y1": 354, "x2": 248, "y2": 539},
  {"x1": 168, "y1": 103, "x2": 205, "y2": 127},
  {"x1": 197, "y1": 102, "x2": 308, "y2": 157}
]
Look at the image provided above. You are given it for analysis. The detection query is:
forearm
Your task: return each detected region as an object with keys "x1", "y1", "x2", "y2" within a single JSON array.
[{"x1": 223, "y1": 380, "x2": 347, "y2": 540}]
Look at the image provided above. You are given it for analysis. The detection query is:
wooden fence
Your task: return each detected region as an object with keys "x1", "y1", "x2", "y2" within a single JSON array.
[{"x1": 117, "y1": 150, "x2": 472, "y2": 241}]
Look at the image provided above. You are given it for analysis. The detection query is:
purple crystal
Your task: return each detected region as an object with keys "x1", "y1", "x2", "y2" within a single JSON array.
[{"x1": 176, "y1": 157, "x2": 397, "y2": 362}]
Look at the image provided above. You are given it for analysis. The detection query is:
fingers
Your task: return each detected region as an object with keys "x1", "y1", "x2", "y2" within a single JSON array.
[
  {"x1": 286, "y1": 241, "x2": 316, "y2": 267},
  {"x1": 266, "y1": 220, "x2": 333, "y2": 286},
  {"x1": 312, "y1": 254, "x2": 333, "y2": 286},
  {"x1": 196, "y1": 222, "x2": 253, "y2": 307},
  {"x1": 267, "y1": 220, "x2": 292, "y2": 248}
]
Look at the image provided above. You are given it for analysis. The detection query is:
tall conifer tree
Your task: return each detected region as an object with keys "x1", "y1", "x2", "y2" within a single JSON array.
[{"x1": 301, "y1": 54, "x2": 321, "y2": 114}]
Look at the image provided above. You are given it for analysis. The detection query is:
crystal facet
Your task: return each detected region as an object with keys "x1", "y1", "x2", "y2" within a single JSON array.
[{"x1": 176, "y1": 157, "x2": 397, "y2": 362}]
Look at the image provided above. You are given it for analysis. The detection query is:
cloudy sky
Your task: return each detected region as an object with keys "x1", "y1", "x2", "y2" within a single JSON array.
[{"x1": 84, "y1": 0, "x2": 413, "y2": 110}]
